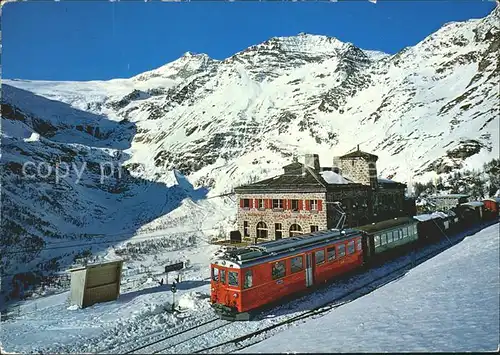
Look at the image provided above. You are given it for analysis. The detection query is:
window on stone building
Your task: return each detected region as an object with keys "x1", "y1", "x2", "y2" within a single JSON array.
[
  {"x1": 257, "y1": 199, "x2": 265, "y2": 209},
  {"x1": 310, "y1": 200, "x2": 318, "y2": 211},
  {"x1": 310, "y1": 225, "x2": 319, "y2": 232},
  {"x1": 289, "y1": 224, "x2": 303, "y2": 237},
  {"x1": 291, "y1": 199, "x2": 299, "y2": 211},
  {"x1": 243, "y1": 221, "x2": 249, "y2": 237},
  {"x1": 272, "y1": 199, "x2": 283, "y2": 209},
  {"x1": 256, "y1": 221, "x2": 268, "y2": 239},
  {"x1": 275, "y1": 223, "x2": 283, "y2": 240},
  {"x1": 242, "y1": 199, "x2": 251, "y2": 208}
]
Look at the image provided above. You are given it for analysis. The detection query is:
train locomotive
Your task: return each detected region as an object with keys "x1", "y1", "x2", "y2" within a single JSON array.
[{"x1": 210, "y1": 198, "x2": 499, "y2": 321}]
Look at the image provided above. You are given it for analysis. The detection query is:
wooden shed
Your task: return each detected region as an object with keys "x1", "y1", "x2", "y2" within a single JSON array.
[{"x1": 68, "y1": 259, "x2": 123, "y2": 309}]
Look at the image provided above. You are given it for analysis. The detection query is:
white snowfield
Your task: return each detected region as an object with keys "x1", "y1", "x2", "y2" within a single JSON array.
[{"x1": 245, "y1": 223, "x2": 500, "y2": 353}]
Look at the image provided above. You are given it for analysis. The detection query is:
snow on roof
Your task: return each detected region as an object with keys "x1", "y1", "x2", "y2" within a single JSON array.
[
  {"x1": 485, "y1": 197, "x2": 500, "y2": 203},
  {"x1": 413, "y1": 211, "x2": 449, "y2": 221},
  {"x1": 319, "y1": 170, "x2": 350, "y2": 185},
  {"x1": 461, "y1": 201, "x2": 484, "y2": 207}
]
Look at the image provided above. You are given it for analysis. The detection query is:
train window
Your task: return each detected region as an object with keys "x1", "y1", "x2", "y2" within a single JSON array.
[
  {"x1": 382, "y1": 233, "x2": 388, "y2": 245},
  {"x1": 212, "y1": 268, "x2": 219, "y2": 282},
  {"x1": 315, "y1": 250, "x2": 325, "y2": 264},
  {"x1": 228, "y1": 271, "x2": 239, "y2": 287},
  {"x1": 291, "y1": 256, "x2": 303, "y2": 273},
  {"x1": 374, "y1": 235, "x2": 380, "y2": 246},
  {"x1": 272, "y1": 261, "x2": 286, "y2": 280},
  {"x1": 338, "y1": 244, "x2": 346, "y2": 257},
  {"x1": 327, "y1": 247, "x2": 336, "y2": 261},
  {"x1": 347, "y1": 241, "x2": 355, "y2": 254},
  {"x1": 403, "y1": 227, "x2": 408, "y2": 237},
  {"x1": 356, "y1": 238, "x2": 362, "y2": 251},
  {"x1": 388, "y1": 232, "x2": 394, "y2": 243},
  {"x1": 220, "y1": 269, "x2": 226, "y2": 284},
  {"x1": 244, "y1": 270, "x2": 253, "y2": 289}
]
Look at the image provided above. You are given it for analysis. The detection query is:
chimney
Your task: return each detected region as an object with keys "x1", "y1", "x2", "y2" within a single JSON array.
[
  {"x1": 304, "y1": 154, "x2": 320, "y2": 171},
  {"x1": 357, "y1": 144, "x2": 360, "y2": 151},
  {"x1": 332, "y1": 156, "x2": 341, "y2": 175}
]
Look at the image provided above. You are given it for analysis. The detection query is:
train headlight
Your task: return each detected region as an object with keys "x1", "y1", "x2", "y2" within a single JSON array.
[{"x1": 233, "y1": 293, "x2": 238, "y2": 298}]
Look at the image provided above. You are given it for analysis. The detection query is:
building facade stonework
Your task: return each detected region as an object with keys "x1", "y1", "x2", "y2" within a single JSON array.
[
  {"x1": 236, "y1": 192, "x2": 327, "y2": 241},
  {"x1": 234, "y1": 148, "x2": 408, "y2": 243}
]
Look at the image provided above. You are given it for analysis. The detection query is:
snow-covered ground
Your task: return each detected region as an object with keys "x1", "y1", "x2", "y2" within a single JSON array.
[
  {"x1": 0, "y1": 243, "x2": 219, "y2": 354},
  {"x1": 245, "y1": 222, "x2": 500, "y2": 353},
  {"x1": 1, "y1": 222, "x2": 498, "y2": 353}
]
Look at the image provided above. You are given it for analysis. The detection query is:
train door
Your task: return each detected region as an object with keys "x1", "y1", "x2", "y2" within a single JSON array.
[
  {"x1": 211, "y1": 266, "x2": 220, "y2": 303},
  {"x1": 305, "y1": 253, "x2": 314, "y2": 287}
]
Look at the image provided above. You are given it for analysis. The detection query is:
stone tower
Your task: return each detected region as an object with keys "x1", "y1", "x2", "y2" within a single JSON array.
[{"x1": 338, "y1": 145, "x2": 378, "y2": 189}]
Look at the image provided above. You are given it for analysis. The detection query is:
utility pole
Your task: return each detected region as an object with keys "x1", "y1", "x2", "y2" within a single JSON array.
[{"x1": 171, "y1": 282, "x2": 177, "y2": 313}]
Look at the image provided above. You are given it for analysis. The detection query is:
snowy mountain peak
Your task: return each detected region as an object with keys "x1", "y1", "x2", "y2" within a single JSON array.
[
  {"x1": 1, "y1": 7, "x2": 499, "y2": 283},
  {"x1": 255, "y1": 33, "x2": 346, "y2": 55}
]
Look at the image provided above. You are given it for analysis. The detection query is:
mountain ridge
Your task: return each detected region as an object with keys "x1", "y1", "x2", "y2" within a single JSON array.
[{"x1": 1, "y1": 6, "x2": 499, "y2": 283}]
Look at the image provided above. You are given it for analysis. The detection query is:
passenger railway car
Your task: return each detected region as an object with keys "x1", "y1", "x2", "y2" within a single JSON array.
[
  {"x1": 356, "y1": 217, "x2": 419, "y2": 266},
  {"x1": 210, "y1": 204, "x2": 497, "y2": 321},
  {"x1": 414, "y1": 212, "x2": 450, "y2": 245},
  {"x1": 458, "y1": 201, "x2": 485, "y2": 226},
  {"x1": 210, "y1": 229, "x2": 364, "y2": 320}
]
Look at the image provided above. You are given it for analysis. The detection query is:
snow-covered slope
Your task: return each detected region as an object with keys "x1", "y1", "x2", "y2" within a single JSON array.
[{"x1": 1, "y1": 8, "x2": 499, "y2": 279}]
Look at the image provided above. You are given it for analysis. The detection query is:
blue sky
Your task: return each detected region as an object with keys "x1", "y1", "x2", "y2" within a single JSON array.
[{"x1": 2, "y1": 0, "x2": 496, "y2": 81}]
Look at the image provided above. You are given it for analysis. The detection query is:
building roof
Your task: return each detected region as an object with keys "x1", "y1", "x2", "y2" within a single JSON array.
[
  {"x1": 484, "y1": 197, "x2": 500, "y2": 203},
  {"x1": 68, "y1": 259, "x2": 123, "y2": 273},
  {"x1": 461, "y1": 201, "x2": 484, "y2": 207},
  {"x1": 339, "y1": 149, "x2": 378, "y2": 161},
  {"x1": 234, "y1": 163, "x2": 364, "y2": 193},
  {"x1": 413, "y1": 212, "x2": 449, "y2": 222},
  {"x1": 319, "y1": 170, "x2": 351, "y2": 184},
  {"x1": 377, "y1": 177, "x2": 406, "y2": 188}
]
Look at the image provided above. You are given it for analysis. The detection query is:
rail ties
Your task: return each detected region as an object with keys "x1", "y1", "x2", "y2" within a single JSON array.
[{"x1": 127, "y1": 318, "x2": 230, "y2": 354}]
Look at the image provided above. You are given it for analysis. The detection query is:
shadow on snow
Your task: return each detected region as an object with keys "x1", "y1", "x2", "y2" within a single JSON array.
[{"x1": 0, "y1": 85, "x2": 210, "y2": 308}]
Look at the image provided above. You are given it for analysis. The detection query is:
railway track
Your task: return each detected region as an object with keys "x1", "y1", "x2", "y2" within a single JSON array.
[
  {"x1": 124, "y1": 318, "x2": 231, "y2": 354},
  {"x1": 122, "y1": 221, "x2": 496, "y2": 355},
  {"x1": 184, "y1": 223, "x2": 495, "y2": 354}
]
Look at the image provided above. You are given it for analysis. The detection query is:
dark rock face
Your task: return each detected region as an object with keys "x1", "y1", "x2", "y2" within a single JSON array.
[{"x1": 446, "y1": 140, "x2": 483, "y2": 160}]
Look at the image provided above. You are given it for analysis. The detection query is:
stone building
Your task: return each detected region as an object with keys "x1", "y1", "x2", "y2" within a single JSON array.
[{"x1": 234, "y1": 147, "x2": 407, "y2": 242}]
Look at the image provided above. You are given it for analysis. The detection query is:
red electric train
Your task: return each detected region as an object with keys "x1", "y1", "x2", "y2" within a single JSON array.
[{"x1": 210, "y1": 229, "x2": 364, "y2": 320}]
